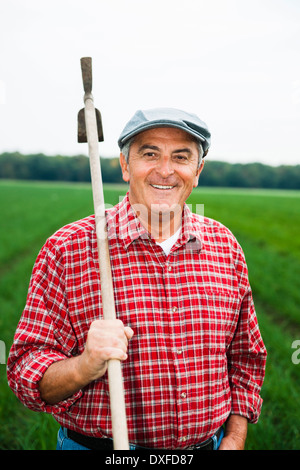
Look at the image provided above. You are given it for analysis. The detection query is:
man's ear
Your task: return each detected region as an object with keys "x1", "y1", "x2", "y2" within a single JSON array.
[
  {"x1": 120, "y1": 153, "x2": 130, "y2": 183},
  {"x1": 193, "y1": 159, "x2": 205, "y2": 188}
]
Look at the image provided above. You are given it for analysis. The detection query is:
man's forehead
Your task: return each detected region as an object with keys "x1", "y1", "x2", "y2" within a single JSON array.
[{"x1": 132, "y1": 127, "x2": 199, "y2": 146}]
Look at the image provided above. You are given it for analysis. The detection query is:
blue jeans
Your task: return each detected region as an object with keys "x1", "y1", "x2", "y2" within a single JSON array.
[
  {"x1": 57, "y1": 427, "x2": 90, "y2": 450},
  {"x1": 212, "y1": 427, "x2": 224, "y2": 450},
  {"x1": 56, "y1": 426, "x2": 224, "y2": 450}
]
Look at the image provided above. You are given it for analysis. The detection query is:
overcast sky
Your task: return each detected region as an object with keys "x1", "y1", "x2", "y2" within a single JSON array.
[{"x1": 0, "y1": 0, "x2": 299, "y2": 166}]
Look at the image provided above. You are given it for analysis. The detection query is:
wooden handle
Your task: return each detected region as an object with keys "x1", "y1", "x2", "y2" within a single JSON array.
[{"x1": 80, "y1": 57, "x2": 129, "y2": 450}]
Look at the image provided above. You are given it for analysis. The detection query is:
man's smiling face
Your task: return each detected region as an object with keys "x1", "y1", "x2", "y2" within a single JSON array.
[{"x1": 120, "y1": 127, "x2": 204, "y2": 222}]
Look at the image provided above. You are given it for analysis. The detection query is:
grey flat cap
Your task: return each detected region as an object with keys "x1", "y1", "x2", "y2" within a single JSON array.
[{"x1": 118, "y1": 107, "x2": 211, "y2": 156}]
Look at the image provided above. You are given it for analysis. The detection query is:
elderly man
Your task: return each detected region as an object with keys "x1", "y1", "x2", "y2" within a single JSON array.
[{"x1": 7, "y1": 108, "x2": 267, "y2": 451}]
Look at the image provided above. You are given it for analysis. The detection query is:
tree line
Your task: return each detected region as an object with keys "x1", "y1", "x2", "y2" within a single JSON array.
[{"x1": 0, "y1": 152, "x2": 299, "y2": 189}]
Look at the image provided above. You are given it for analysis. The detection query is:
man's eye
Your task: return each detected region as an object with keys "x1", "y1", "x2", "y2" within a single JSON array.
[
  {"x1": 174, "y1": 155, "x2": 188, "y2": 162},
  {"x1": 144, "y1": 152, "x2": 157, "y2": 158}
]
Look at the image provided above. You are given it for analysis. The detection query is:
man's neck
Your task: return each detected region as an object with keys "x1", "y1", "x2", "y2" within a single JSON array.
[
  {"x1": 132, "y1": 205, "x2": 183, "y2": 243},
  {"x1": 148, "y1": 215, "x2": 182, "y2": 243}
]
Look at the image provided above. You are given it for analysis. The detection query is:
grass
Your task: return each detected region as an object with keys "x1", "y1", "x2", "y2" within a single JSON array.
[{"x1": 0, "y1": 180, "x2": 300, "y2": 450}]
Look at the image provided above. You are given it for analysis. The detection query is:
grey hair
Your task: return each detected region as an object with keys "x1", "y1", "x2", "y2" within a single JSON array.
[
  {"x1": 120, "y1": 138, "x2": 134, "y2": 163},
  {"x1": 121, "y1": 136, "x2": 204, "y2": 168}
]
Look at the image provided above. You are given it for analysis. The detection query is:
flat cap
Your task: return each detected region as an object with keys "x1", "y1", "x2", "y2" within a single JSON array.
[{"x1": 118, "y1": 107, "x2": 211, "y2": 156}]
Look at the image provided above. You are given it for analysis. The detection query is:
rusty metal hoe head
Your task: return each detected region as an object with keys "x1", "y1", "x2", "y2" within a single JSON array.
[{"x1": 77, "y1": 57, "x2": 104, "y2": 143}]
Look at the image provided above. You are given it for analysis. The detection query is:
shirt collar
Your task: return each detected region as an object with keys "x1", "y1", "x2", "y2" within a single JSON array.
[
  {"x1": 179, "y1": 203, "x2": 203, "y2": 251},
  {"x1": 106, "y1": 193, "x2": 149, "y2": 249},
  {"x1": 108, "y1": 192, "x2": 203, "y2": 251}
]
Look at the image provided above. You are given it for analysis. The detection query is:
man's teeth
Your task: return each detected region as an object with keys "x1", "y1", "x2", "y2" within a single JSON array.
[{"x1": 151, "y1": 184, "x2": 174, "y2": 189}]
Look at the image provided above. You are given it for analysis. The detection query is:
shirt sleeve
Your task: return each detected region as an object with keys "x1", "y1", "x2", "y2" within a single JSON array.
[
  {"x1": 227, "y1": 242, "x2": 267, "y2": 424},
  {"x1": 7, "y1": 238, "x2": 83, "y2": 414}
]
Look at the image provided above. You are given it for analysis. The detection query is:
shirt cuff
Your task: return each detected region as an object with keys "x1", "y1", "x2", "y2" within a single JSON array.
[
  {"x1": 230, "y1": 387, "x2": 263, "y2": 423},
  {"x1": 17, "y1": 351, "x2": 83, "y2": 414}
]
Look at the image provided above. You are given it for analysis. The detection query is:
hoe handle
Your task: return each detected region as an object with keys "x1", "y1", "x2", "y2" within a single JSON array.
[{"x1": 80, "y1": 57, "x2": 129, "y2": 450}]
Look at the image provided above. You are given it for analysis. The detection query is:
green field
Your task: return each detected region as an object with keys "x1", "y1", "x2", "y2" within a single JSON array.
[{"x1": 0, "y1": 180, "x2": 300, "y2": 450}]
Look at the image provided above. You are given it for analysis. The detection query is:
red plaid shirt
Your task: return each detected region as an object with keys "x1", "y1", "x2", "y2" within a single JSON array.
[{"x1": 7, "y1": 193, "x2": 266, "y2": 449}]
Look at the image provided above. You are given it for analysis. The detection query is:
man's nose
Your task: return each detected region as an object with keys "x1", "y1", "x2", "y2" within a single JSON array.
[{"x1": 156, "y1": 155, "x2": 174, "y2": 178}]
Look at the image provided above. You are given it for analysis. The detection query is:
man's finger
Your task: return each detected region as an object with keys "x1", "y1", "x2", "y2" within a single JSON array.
[{"x1": 124, "y1": 327, "x2": 134, "y2": 340}]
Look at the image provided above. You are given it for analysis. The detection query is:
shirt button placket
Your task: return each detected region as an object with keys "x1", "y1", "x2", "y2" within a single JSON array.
[
  {"x1": 165, "y1": 257, "x2": 188, "y2": 447},
  {"x1": 178, "y1": 392, "x2": 188, "y2": 447},
  {"x1": 176, "y1": 339, "x2": 189, "y2": 447}
]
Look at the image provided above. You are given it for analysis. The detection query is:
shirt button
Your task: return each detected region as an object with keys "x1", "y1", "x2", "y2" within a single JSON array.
[
  {"x1": 172, "y1": 306, "x2": 178, "y2": 313},
  {"x1": 167, "y1": 265, "x2": 172, "y2": 272},
  {"x1": 177, "y1": 349, "x2": 183, "y2": 355},
  {"x1": 182, "y1": 436, "x2": 187, "y2": 442},
  {"x1": 181, "y1": 392, "x2": 187, "y2": 399}
]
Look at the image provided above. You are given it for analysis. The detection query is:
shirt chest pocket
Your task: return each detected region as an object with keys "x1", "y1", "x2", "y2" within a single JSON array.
[{"x1": 196, "y1": 289, "x2": 240, "y2": 353}]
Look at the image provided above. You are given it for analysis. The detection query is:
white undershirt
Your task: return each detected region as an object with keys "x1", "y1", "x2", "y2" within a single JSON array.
[{"x1": 155, "y1": 227, "x2": 181, "y2": 256}]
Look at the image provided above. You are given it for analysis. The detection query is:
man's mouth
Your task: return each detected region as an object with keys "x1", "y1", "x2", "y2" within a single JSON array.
[{"x1": 150, "y1": 184, "x2": 175, "y2": 190}]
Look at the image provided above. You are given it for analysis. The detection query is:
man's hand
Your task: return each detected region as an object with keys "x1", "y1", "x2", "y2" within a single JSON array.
[
  {"x1": 76, "y1": 319, "x2": 134, "y2": 382},
  {"x1": 218, "y1": 415, "x2": 248, "y2": 450},
  {"x1": 39, "y1": 319, "x2": 134, "y2": 405}
]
